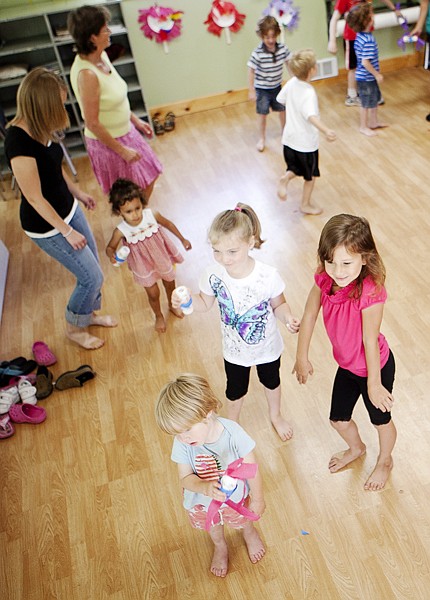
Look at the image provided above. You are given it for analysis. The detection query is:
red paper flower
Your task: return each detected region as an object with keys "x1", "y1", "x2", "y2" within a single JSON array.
[{"x1": 204, "y1": 1, "x2": 246, "y2": 37}]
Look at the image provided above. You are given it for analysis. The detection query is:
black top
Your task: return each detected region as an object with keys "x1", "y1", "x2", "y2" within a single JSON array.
[{"x1": 5, "y1": 126, "x2": 74, "y2": 234}]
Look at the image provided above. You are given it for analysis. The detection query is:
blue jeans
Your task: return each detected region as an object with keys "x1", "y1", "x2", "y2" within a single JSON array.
[{"x1": 32, "y1": 205, "x2": 104, "y2": 327}]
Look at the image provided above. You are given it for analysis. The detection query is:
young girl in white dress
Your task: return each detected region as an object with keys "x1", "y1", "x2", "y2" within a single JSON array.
[{"x1": 106, "y1": 178, "x2": 191, "y2": 332}]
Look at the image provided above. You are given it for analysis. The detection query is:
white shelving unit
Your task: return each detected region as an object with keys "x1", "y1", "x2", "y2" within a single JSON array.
[{"x1": 0, "y1": 0, "x2": 150, "y2": 159}]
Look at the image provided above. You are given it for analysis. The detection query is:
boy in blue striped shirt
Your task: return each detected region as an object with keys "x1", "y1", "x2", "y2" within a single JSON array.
[
  {"x1": 248, "y1": 16, "x2": 290, "y2": 152},
  {"x1": 346, "y1": 3, "x2": 388, "y2": 136}
]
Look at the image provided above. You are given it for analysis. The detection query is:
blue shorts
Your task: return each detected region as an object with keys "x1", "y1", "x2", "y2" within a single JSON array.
[
  {"x1": 255, "y1": 86, "x2": 285, "y2": 115},
  {"x1": 357, "y1": 79, "x2": 381, "y2": 109}
]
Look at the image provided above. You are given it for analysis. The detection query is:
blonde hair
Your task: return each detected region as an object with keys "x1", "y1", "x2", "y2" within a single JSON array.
[
  {"x1": 208, "y1": 203, "x2": 264, "y2": 248},
  {"x1": 155, "y1": 374, "x2": 222, "y2": 435},
  {"x1": 287, "y1": 49, "x2": 317, "y2": 81},
  {"x1": 10, "y1": 67, "x2": 69, "y2": 144}
]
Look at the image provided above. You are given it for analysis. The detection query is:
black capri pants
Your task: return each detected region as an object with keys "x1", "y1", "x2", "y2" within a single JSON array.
[
  {"x1": 224, "y1": 357, "x2": 281, "y2": 401},
  {"x1": 330, "y1": 350, "x2": 395, "y2": 426}
]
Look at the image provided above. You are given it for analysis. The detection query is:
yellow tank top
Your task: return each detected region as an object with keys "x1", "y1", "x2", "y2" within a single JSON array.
[{"x1": 70, "y1": 51, "x2": 131, "y2": 139}]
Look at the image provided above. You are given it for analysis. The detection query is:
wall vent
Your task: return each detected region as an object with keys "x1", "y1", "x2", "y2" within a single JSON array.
[{"x1": 312, "y1": 57, "x2": 338, "y2": 81}]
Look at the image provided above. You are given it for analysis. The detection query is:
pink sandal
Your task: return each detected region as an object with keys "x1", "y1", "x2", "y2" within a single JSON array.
[
  {"x1": 32, "y1": 341, "x2": 57, "y2": 366},
  {"x1": 0, "y1": 415, "x2": 15, "y2": 439},
  {"x1": 9, "y1": 403, "x2": 46, "y2": 424}
]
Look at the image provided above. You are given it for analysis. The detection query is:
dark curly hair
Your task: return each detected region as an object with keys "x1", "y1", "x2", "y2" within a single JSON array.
[
  {"x1": 109, "y1": 178, "x2": 147, "y2": 215},
  {"x1": 67, "y1": 5, "x2": 111, "y2": 55},
  {"x1": 346, "y1": 2, "x2": 373, "y2": 34},
  {"x1": 317, "y1": 214, "x2": 385, "y2": 297}
]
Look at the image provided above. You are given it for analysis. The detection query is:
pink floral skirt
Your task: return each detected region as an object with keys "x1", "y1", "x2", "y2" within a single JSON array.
[{"x1": 85, "y1": 124, "x2": 163, "y2": 194}]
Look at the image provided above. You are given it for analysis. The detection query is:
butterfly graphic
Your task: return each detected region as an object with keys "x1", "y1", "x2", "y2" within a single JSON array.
[{"x1": 210, "y1": 274, "x2": 269, "y2": 345}]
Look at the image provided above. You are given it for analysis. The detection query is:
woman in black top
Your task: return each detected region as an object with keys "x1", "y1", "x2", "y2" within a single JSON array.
[{"x1": 5, "y1": 67, "x2": 117, "y2": 349}]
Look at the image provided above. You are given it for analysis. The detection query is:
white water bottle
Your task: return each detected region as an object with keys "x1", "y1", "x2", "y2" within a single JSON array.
[
  {"x1": 219, "y1": 475, "x2": 237, "y2": 498},
  {"x1": 175, "y1": 285, "x2": 193, "y2": 315},
  {"x1": 113, "y1": 246, "x2": 130, "y2": 267}
]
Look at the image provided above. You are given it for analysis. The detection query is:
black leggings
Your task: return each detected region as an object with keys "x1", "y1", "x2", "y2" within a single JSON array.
[{"x1": 224, "y1": 357, "x2": 281, "y2": 401}]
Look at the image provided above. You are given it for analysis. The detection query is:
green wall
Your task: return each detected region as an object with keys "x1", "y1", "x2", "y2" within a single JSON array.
[{"x1": 0, "y1": 0, "x2": 416, "y2": 110}]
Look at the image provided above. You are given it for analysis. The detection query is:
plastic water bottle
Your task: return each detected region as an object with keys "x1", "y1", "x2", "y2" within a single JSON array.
[
  {"x1": 403, "y1": 35, "x2": 418, "y2": 43},
  {"x1": 219, "y1": 475, "x2": 237, "y2": 498},
  {"x1": 175, "y1": 285, "x2": 193, "y2": 315},
  {"x1": 113, "y1": 246, "x2": 130, "y2": 267}
]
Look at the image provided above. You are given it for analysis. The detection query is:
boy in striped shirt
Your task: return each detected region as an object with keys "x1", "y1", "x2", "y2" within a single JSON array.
[{"x1": 248, "y1": 16, "x2": 290, "y2": 152}]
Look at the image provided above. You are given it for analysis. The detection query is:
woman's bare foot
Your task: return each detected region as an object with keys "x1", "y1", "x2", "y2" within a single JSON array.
[
  {"x1": 155, "y1": 315, "x2": 166, "y2": 333},
  {"x1": 256, "y1": 139, "x2": 265, "y2": 152},
  {"x1": 364, "y1": 457, "x2": 393, "y2": 491},
  {"x1": 169, "y1": 306, "x2": 184, "y2": 319},
  {"x1": 329, "y1": 445, "x2": 366, "y2": 473},
  {"x1": 271, "y1": 415, "x2": 293, "y2": 441},
  {"x1": 210, "y1": 540, "x2": 229, "y2": 577},
  {"x1": 89, "y1": 314, "x2": 118, "y2": 327},
  {"x1": 360, "y1": 127, "x2": 377, "y2": 137},
  {"x1": 277, "y1": 175, "x2": 289, "y2": 200},
  {"x1": 66, "y1": 326, "x2": 104, "y2": 350},
  {"x1": 301, "y1": 203, "x2": 322, "y2": 216},
  {"x1": 243, "y1": 525, "x2": 265, "y2": 564}
]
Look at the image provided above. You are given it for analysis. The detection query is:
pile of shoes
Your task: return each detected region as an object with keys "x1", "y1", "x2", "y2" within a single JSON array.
[
  {"x1": 0, "y1": 341, "x2": 96, "y2": 440},
  {"x1": 151, "y1": 111, "x2": 176, "y2": 136}
]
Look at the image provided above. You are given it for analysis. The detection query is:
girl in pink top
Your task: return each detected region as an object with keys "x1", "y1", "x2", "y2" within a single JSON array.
[{"x1": 293, "y1": 214, "x2": 396, "y2": 492}]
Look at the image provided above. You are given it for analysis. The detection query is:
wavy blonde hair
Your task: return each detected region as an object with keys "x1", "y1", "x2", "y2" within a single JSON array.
[{"x1": 155, "y1": 374, "x2": 222, "y2": 435}]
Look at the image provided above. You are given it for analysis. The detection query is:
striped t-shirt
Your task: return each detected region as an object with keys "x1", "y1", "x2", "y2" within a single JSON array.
[
  {"x1": 247, "y1": 42, "x2": 290, "y2": 90},
  {"x1": 354, "y1": 32, "x2": 379, "y2": 82}
]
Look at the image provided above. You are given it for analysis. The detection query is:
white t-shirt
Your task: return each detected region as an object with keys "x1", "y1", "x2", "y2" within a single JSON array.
[
  {"x1": 276, "y1": 76, "x2": 319, "y2": 152},
  {"x1": 199, "y1": 260, "x2": 285, "y2": 367}
]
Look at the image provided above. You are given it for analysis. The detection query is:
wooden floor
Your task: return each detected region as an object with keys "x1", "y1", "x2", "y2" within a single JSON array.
[{"x1": 1, "y1": 66, "x2": 430, "y2": 600}]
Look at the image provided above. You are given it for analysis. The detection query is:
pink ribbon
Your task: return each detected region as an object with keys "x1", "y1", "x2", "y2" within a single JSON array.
[{"x1": 204, "y1": 458, "x2": 260, "y2": 530}]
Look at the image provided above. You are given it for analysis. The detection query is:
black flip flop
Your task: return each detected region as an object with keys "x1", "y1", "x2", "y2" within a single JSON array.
[
  {"x1": 0, "y1": 357, "x2": 37, "y2": 387},
  {"x1": 55, "y1": 365, "x2": 95, "y2": 391}
]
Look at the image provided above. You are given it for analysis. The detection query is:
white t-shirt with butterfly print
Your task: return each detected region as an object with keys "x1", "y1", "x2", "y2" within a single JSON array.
[
  {"x1": 199, "y1": 260, "x2": 285, "y2": 367},
  {"x1": 171, "y1": 417, "x2": 255, "y2": 510}
]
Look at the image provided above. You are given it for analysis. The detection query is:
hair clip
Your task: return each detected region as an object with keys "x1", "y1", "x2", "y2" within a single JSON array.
[{"x1": 234, "y1": 205, "x2": 242, "y2": 212}]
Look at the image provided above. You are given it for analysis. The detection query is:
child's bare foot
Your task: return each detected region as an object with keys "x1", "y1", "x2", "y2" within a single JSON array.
[
  {"x1": 89, "y1": 314, "x2": 118, "y2": 327},
  {"x1": 256, "y1": 139, "x2": 265, "y2": 152},
  {"x1": 169, "y1": 306, "x2": 184, "y2": 319},
  {"x1": 364, "y1": 457, "x2": 393, "y2": 491},
  {"x1": 271, "y1": 415, "x2": 293, "y2": 441},
  {"x1": 301, "y1": 203, "x2": 322, "y2": 216},
  {"x1": 243, "y1": 526, "x2": 265, "y2": 564},
  {"x1": 155, "y1": 315, "x2": 166, "y2": 333},
  {"x1": 360, "y1": 127, "x2": 377, "y2": 137},
  {"x1": 329, "y1": 445, "x2": 366, "y2": 473},
  {"x1": 277, "y1": 175, "x2": 289, "y2": 200},
  {"x1": 370, "y1": 123, "x2": 389, "y2": 129},
  {"x1": 66, "y1": 327, "x2": 105, "y2": 350},
  {"x1": 210, "y1": 541, "x2": 229, "y2": 577}
]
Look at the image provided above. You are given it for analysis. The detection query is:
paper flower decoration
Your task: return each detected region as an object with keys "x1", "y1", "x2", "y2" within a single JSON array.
[
  {"x1": 138, "y1": 5, "x2": 184, "y2": 53},
  {"x1": 204, "y1": 1, "x2": 246, "y2": 45},
  {"x1": 263, "y1": 0, "x2": 300, "y2": 43}
]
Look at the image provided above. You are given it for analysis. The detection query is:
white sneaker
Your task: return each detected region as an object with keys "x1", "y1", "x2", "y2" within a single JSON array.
[
  {"x1": 345, "y1": 96, "x2": 361, "y2": 107},
  {"x1": 378, "y1": 96, "x2": 385, "y2": 105}
]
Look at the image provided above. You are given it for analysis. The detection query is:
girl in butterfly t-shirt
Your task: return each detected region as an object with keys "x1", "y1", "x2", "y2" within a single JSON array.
[{"x1": 172, "y1": 203, "x2": 300, "y2": 441}]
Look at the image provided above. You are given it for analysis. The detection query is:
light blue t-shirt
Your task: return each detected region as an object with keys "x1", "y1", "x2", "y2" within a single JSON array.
[{"x1": 171, "y1": 417, "x2": 255, "y2": 510}]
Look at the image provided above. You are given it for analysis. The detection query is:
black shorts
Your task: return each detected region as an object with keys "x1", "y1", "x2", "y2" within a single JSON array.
[
  {"x1": 330, "y1": 351, "x2": 395, "y2": 426},
  {"x1": 224, "y1": 357, "x2": 281, "y2": 400},
  {"x1": 283, "y1": 146, "x2": 320, "y2": 181},
  {"x1": 344, "y1": 39, "x2": 357, "y2": 70}
]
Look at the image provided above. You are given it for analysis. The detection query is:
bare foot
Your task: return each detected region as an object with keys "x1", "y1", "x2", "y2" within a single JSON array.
[
  {"x1": 277, "y1": 175, "x2": 289, "y2": 200},
  {"x1": 169, "y1": 306, "x2": 184, "y2": 319},
  {"x1": 66, "y1": 327, "x2": 104, "y2": 350},
  {"x1": 210, "y1": 541, "x2": 228, "y2": 577},
  {"x1": 364, "y1": 457, "x2": 393, "y2": 491},
  {"x1": 271, "y1": 415, "x2": 293, "y2": 441},
  {"x1": 360, "y1": 127, "x2": 377, "y2": 137},
  {"x1": 243, "y1": 526, "x2": 265, "y2": 564},
  {"x1": 155, "y1": 315, "x2": 166, "y2": 333},
  {"x1": 301, "y1": 203, "x2": 322, "y2": 216},
  {"x1": 370, "y1": 123, "x2": 389, "y2": 129},
  {"x1": 89, "y1": 314, "x2": 118, "y2": 327},
  {"x1": 256, "y1": 139, "x2": 265, "y2": 152},
  {"x1": 329, "y1": 445, "x2": 366, "y2": 473}
]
